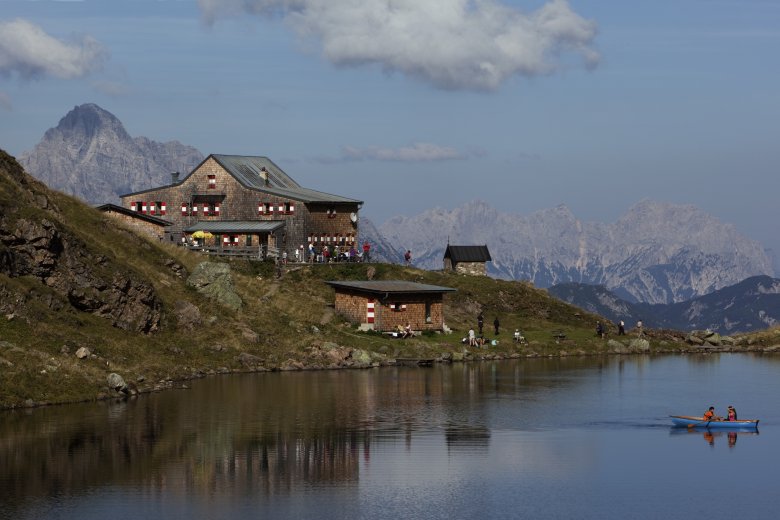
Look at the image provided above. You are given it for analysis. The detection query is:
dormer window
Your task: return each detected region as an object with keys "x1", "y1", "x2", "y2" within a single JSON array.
[{"x1": 327, "y1": 207, "x2": 336, "y2": 219}]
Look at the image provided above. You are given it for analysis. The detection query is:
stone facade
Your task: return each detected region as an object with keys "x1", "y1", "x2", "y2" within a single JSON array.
[
  {"x1": 444, "y1": 260, "x2": 487, "y2": 276},
  {"x1": 120, "y1": 155, "x2": 362, "y2": 257},
  {"x1": 97, "y1": 204, "x2": 172, "y2": 243},
  {"x1": 328, "y1": 281, "x2": 455, "y2": 332}
]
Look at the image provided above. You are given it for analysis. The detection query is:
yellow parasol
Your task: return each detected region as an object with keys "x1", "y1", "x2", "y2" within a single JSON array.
[{"x1": 191, "y1": 230, "x2": 213, "y2": 239}]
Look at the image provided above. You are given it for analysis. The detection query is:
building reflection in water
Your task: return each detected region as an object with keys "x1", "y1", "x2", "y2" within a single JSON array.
[{"x1": 0, "y1": 357, "x2": 623, "y2": 509}]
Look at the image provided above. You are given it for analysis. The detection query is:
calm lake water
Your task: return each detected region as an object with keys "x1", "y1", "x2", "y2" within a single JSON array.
[{"x1": 1, "y1": 353, "x2": 779, "y2": 520}]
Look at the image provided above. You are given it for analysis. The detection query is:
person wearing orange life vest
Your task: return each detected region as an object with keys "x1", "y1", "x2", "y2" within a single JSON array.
[{"x1": 703, "y1": 406, "x2": 721, "y2": 421}]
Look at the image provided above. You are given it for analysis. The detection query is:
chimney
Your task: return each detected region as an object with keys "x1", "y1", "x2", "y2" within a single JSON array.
[
  {"x1": 171, "y1": 172, "x2": 180, "y2": 184},
  {"x1": 260, "y1": 167, "x2": 269, "y2": 187}
]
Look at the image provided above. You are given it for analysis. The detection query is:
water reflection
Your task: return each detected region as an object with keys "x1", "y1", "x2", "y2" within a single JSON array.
[
  {"x1": 1, "y1": 354, "x2": 778, "y2": 519},
  {"x1": 668, "y1": 428, "x2": 759, "y2": 447}
]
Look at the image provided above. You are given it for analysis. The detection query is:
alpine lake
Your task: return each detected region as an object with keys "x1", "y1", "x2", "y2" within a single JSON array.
[{"x1": 1, "y1": 353, "x2": 779, "y2": 520}]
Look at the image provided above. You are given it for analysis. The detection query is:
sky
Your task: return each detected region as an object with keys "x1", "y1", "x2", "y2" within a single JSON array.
[{"x1": 1, "y1": 0, "x2": 779, "y2": 263}]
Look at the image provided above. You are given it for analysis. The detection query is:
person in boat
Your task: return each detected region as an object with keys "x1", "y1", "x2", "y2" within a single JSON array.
[
  {"x1": 703, "y1": 406, "x2": 722, "y2": 421},
  {"x1": 725, "y1": 406, "x2": 738, "y2": 421}
]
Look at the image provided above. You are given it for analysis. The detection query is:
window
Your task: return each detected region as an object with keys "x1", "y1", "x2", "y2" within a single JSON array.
[
  {"x1": 285, "y1": 202, "x2": 294, "y2": 214},
  {"x1": 208, "y1": 175, "x2": 216, "y2": 189},
  {"x1": 389, "y1": 303, "x2": 407, "y2": 312},
  {"x1": 181, "y1": 203, "x2": 189, "y2": 216},
  {"x1": 158, "y1": 201, "x2": 166, "y2": 215},
  {"x1": 246, "y1": 235, "x2": 253, "y2": 247},
  {"x1": 425, "y1": 301, "x2": 432, "y2": 323}
]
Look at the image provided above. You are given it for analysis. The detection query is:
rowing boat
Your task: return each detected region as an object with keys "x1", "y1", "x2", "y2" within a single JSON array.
[{"x1": 670, "y1": 415, "x2": 759, "y2": 429}]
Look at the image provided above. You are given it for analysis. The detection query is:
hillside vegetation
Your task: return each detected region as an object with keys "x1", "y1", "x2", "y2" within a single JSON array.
[{"x1": 1, "y1": 150, "x2": 778, "y2": 410}]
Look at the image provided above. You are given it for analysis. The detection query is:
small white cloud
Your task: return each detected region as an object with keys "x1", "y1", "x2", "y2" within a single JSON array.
[
  {"x1": 0, "y1": 18, "x2": 107, "y2": 80},
  {"x1": 198, "y1": 0, "x2": 599, "y2": 91},
  {"x1": 342, "y1": 142, "x2": 467, "y2": 162}
]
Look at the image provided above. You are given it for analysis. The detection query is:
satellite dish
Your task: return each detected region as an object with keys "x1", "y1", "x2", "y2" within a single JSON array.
[{"x1": 350, "y1": 212, "x2": 358, "y2": 223}]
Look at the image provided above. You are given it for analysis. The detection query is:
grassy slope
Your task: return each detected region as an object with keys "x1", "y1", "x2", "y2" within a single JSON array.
[{"x1": 2, "y1": 150, "x2": 778, "y2": 409}]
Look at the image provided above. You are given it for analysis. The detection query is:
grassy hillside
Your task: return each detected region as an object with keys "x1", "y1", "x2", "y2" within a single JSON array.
[{"x1": 2, "y1": 149, "x2": 777, "y2": 410}]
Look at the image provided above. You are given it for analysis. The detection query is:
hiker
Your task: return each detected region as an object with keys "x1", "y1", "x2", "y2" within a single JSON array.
[
  {"x1": 362, "y1": 241, "x2": 371, "y2": 262},
  {"x1": 468, "y1": 328, "x2": 476, "y2": 346},
  {"x1": 404, "y1": 250, "x2": 412, "y2": 266},
  {"x1": 402, "y1": 323, "x2": 413, "y2": 339},
  {"x1": 618, "y1": 320, "x2": 625, "y2": 335},
  {"x1": 493, "y1": 317, "x2": 500, "y2": 335},
  {"x1": 596, "y1": 321, "x2": 604, "y2": 338},
  {"x1": 477, "y1": 313, "x2": 484, "y2": 335}
]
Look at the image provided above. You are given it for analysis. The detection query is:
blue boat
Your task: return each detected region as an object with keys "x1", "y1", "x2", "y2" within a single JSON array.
[{"x1": 670, "y1": 415, "x2": 759, "y2": 430}]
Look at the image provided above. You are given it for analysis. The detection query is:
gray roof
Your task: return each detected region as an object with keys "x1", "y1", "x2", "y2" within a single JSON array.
[
  {"x1": 184, "y1": 220, "x2": 285, "y2": 233},
  {"x1": 444, "y1": 245, "x2": 492, "y2": 263},
  {"x1": 95, "y1": 203, "x2": 173, "y2": 226},
  {"x1": 121, "y1": 154, "x2": 363, "y2": 205},
  {"x1": 212, "y1": 155, "x2": 362, "y2": 204},
  {"x1": 325, "y1": 280, "x2": 456, "y2": 295}
]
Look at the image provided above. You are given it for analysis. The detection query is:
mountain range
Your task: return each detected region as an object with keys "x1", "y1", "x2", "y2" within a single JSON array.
[
  {"x1": 18, "y1": 103, "x2": 203, "y2": 205},
  {"x1": 370, "y1": 200, "x2": 774, "y2": 304},
  {"x1": 547, "y1": 275, "x2": 780, "y2": 333},
  {"x1": 17, "y1": 103, "x2": 776, "y2": 310}
]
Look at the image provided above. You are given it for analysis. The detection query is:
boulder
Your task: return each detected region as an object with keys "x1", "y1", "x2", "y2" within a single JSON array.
[
  {"x1": 174, "y1": 300, "x2": 201, "y2": 331},
  {"x1": 75, "y1": 346, "x2": 91, "y2": 359},
  {"x1": 629, "y1": 338, "x2": 651, "y2": 352},
  {"x1": 186, "y1": 262, "x2": 242, "y2": 310},
  {"x1": 107, "y1": 372, "x2": 127, "y2": 393},
  {"x1": 236, "y1": 352, "x2": 263, "y2": 367}
]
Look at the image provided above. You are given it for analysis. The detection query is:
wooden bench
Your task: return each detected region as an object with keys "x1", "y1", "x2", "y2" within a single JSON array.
[{"x1": 552, "y1": 330, "x2": 567, "y2": 343}]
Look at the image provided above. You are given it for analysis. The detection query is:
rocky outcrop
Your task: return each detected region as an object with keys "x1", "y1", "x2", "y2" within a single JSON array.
[
  {"x1": 18, "y1": 103, "x2": 203, "y2": 205},
  {"x1": 0, "y1": 151, "x2": 162, "y2": 333},
  {"x1": 186, "y1": 262, "x2": 242, "y2": 310}
]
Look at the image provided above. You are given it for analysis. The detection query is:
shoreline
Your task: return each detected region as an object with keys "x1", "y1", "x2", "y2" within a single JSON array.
[{"x1": 5, "y1": 342, "x2": 778, "y2": 412}]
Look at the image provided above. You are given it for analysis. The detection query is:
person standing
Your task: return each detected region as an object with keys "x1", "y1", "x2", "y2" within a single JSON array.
[
  {"x1": 493, "y1": 317, "x2": 500, "y2": 335},
  {"x1": 618, "y1": 320, "x2": 625, "y2": 335},
  {"x1": 362, "y1": 241, "x2": 371, "y2": 263},
  {"x1": 477, "y1": 313, "x2": 484, "y2": 335},
  {"x1": 468, "y1": 328, "x2": 476, "y2": 347},
  {"x1": 636, "y1": 319, "x2": 644, "y2": 337},
  {"x1": 596, "y1": 321, "x2": 604, "y2": 338},
  {"x1": 404, "y1": 250, "x2": 412, "y2": 266}
]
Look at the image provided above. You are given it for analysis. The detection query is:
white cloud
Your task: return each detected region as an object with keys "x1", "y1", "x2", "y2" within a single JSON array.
[
  {"x1": 0, "y1": 19, "x2": 107, "y2": 81},
  {"x1": 342, "y1": 142, "x2": 467, "y2": 162},
  {"x1": 198, "y1": 0, "x2": 599, "y2": 90}
]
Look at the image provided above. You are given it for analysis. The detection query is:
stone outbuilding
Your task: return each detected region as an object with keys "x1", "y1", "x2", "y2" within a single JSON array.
[
  {"x1": 96, "y1": 203, "x2": 172, "y2": 241},
  {"x1": 443, "y1": 245, "x2": 492, "y2": 276},
  {"x1": 119, "y1": 154, "x2": 362, "y2": 258},
  {"x1": 325, "y1": 280, "x2": 456, "y2": 332}
]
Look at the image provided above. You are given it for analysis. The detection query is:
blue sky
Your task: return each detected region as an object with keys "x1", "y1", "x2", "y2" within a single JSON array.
[{"x1": 1, "y1": 0, "x2": 779, "y2": 262}]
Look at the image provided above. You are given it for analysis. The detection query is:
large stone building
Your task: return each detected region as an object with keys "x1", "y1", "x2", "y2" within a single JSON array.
[
  {"x1": 120, "y1": 154, "x2": 362, "y2": 258},
  {"x1": 325, "y1": 280, "x2": 456, "y2": 332}
]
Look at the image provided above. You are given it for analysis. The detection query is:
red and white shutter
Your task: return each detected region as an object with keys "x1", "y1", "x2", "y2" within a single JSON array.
[
  {"x1": 258, "y1": 203, "x2": 263, "y2": 215},
  {"x1": 289, "y1": 203, "x2": 295, "y2": 214},
  {"x1": 131, "y1": 202, "x2": 137, "y2": 211},
  {"x1": 181, "y1": 203, "x2": 188, "y2": 215},
  {"x1": 141, "y1": 202, "x2": 148, "y2": 214},
  {"x1": 214, "y1": 203, "x2": 220, "y2": 216},
  {"x1": 366, "y1": 299, "x2": 375, "y2": 324},
  {"x1": 160, "y1": 203, "x2": 167, "y2": 215},
  {"x1": 192, "y1": 205, "x2": 198, "y2": 215}
]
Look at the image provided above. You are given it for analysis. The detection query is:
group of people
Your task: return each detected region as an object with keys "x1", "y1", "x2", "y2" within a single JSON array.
[
  {"x1": 464, "y1": 313, "x2": 519, "y2": 347},
  {"x1": 596, "y1": 319, "x2": 644, "y2": 338},
  {"x1": 703, "y1": 405, "x2": 738, "y2": 421},
  {"x1": 307, "y1": 241, "x2": 372, "y2": 263}
]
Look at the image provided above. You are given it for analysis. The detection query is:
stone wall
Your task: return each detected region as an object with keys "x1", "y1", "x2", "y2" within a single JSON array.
[
  {"x1": 333, "y1": 290, "x2": 446, "y2": 332},
  {"x1": 102, "y1": 210, "x2": 168, "y2": 243},
  {"x1": 454, "y1": 262, "x2": 487, "y2": 276}
]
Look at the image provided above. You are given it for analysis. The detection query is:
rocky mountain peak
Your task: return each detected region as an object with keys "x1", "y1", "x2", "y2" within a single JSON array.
[
  {"x1": 19, "y1": 103, "x2": 203, "y2": 204},
  {"x1": 51, "y1": 103, "x2": 130, "y2": 143}
]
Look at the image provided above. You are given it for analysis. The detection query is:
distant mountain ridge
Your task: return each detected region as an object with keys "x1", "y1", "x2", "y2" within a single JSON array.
[
  {"x1": 372, "y1": 200, "x2": 774, "y2": 304},
  {"x1": 548, "y1": 275, "x2": 780, "y2": 333},
  {"x1": 18, "y1": 103, "x2": 203, "y2": 204}
]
